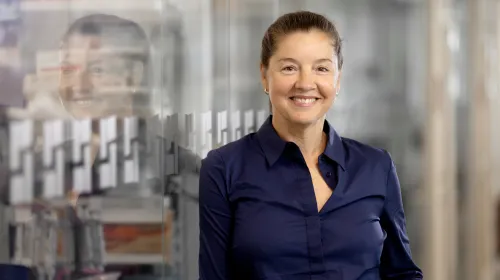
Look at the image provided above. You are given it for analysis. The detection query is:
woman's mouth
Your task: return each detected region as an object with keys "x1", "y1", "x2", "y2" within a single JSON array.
[{"x1": 289, "y1": 96, "x2": 319, "y2": 107}]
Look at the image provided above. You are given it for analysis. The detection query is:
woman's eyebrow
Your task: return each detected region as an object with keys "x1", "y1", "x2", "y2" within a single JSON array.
[{"x1": 277, "y1": 58, "x2": 333, "y2": 63}]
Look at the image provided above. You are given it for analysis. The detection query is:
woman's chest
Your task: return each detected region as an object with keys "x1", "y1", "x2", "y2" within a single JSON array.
[{"x1": 229, "y1": 171, "x2": 387, "y2": 265}]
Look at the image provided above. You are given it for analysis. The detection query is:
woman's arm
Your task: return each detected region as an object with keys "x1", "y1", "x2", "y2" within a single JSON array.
[
  {"x1": 198, "y1": 149, "x2": 232, "y2": 280},
  {"x1": 380, "y1": 153, "x2": 423, "y2": 280}
]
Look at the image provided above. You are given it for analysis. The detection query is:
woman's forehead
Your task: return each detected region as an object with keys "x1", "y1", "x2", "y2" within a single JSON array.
[{"x1": 272, "y1": 31, "x2": 335, "y2": 62}]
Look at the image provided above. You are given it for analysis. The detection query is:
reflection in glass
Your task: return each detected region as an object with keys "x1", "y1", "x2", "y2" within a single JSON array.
[
  {"x1": 3, "y1": 10, "x2": 180, "y2": 279},
  {"x1": 58, "y1": 14, "x2": 151, "y2": 119}
]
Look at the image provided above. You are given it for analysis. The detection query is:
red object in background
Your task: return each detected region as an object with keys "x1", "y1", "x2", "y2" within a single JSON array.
[{"x1": 103, "y1": 222, "x2": 172, "y2": 256}]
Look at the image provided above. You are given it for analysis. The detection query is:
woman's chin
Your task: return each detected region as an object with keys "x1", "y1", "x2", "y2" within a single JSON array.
[{"x1": 287, "y1": 112, "x2": 324, "y2": 126}]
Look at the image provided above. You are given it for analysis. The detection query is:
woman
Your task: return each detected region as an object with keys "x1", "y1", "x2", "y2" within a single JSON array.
[{"x1": 199, "y1": 11, "x2": 423, "y2": 280}]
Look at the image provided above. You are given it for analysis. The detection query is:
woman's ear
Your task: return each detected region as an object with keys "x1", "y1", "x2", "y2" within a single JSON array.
[
  {"x1": 335, "y1": 70, "x2": 342, "y2": 95},
  {"x1": 260, "y1": 63, "x2": 268, "y2": 94}
]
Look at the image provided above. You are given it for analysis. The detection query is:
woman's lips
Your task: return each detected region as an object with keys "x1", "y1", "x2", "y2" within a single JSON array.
[{"x1": 289, "y1": 96, "x2": 319, "y2": 107}]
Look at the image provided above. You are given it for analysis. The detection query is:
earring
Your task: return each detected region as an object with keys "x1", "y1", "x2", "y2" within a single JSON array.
[{"x1": 264, "y1": 88, "x2": 269, "y2": 94}]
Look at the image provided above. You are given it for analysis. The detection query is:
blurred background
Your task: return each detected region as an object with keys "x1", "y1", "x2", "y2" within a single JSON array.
[{"x1": 0, "y1": 0, "x2": 499, "y2": 279}]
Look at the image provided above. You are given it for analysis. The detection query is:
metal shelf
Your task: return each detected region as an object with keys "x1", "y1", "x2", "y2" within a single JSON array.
[{"x1": 104, "y1": 254, "x2": 164, "y2": 265}]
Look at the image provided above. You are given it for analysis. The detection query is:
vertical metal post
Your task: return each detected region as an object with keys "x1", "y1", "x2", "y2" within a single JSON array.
[
  {"x1": 494, "y1": 2, "x2": 500, "y2": 276},
  {"x1": 423, "y1": 0, "x2": 458, "y2": 279},
  {"x1": 463, "y1": 0, "x2": 497, "y2": 279}
]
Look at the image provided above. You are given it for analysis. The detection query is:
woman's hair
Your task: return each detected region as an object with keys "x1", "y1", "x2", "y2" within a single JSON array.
[{"x1": 261, "y1": 11, "x2": 343, "y2": 70}]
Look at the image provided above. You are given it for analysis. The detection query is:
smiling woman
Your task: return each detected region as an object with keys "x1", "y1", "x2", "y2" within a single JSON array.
[{"x1": 199, "y1": 11, "x2": 423, "y2": 280}]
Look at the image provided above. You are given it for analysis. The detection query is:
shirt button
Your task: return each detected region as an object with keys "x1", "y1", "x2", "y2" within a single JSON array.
[{"x1": 326, "y1": 171, "x2": 332, "y2": 178}]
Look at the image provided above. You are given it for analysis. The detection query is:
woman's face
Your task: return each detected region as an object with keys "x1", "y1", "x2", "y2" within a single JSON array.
[
  {"x1": 59, "y1": 34, "x2": 144, "y2": 119},
  {"x1": 261, "y1": 29, "x2": 341, "y2": 126}
]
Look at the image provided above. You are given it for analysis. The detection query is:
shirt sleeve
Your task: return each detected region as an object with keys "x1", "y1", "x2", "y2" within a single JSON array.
[
  {"x1": 380, "y1": 153, "x2": 424, "y2": 280},
  {"x1": 198, "y1": 149, "x2": 232, "y2": 280}
]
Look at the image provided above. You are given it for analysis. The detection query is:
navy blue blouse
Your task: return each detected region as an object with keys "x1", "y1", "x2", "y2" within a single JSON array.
[{"x1": 199, "y1": 116, "x2": 423, "y2": 280}]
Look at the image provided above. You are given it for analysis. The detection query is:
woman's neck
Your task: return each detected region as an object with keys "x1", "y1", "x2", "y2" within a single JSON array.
[{"x1": 272, "y1": 114, "x2": 327, "y2": 164}]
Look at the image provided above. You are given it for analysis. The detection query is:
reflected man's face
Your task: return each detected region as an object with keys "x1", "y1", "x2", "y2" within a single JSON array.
[{"x1": 59, "y1": 34, "x2": 144, "y2": 119}]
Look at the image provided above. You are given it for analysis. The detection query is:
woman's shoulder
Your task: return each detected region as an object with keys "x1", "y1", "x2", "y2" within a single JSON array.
[
  {"x1": 340, "y1": 136, "x2": 393, "y2": 168},
  {"x1": 200, "y1": 133, "x2": 262, "y2": 189}
]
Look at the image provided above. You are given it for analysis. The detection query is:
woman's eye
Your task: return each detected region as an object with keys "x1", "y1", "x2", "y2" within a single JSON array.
[
  {"x1": 282, "y1": 66, "x2": 295, "y2": 72},
  {"x1": 317, "y1": 67, "x2": 329, "y2": 72}
]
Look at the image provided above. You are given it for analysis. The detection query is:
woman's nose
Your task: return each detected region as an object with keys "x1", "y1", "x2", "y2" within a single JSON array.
[{"x1": 294, "y1": 70, "x2": 316, "y2": 91}]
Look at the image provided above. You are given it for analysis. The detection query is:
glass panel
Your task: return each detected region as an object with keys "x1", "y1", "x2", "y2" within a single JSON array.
[
  {"x1": 228, "y1": 0, "x2": 275, "y2": 140},
  {"x1": 2, "y1": 0, "x2": 174, "y2": 278},
  {"x1": 161, "y1": 0, "x2": 213, "y2": 278}
]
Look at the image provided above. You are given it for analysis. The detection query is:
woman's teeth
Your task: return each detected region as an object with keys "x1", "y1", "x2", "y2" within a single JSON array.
[{"x1": 291, "y1": 97, "x2": 317, "y2": 105}]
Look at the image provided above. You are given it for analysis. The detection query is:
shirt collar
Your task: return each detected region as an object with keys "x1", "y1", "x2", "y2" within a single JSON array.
[{"x1": 256, "y1": 115, "x2": 346, "y2": 170}]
